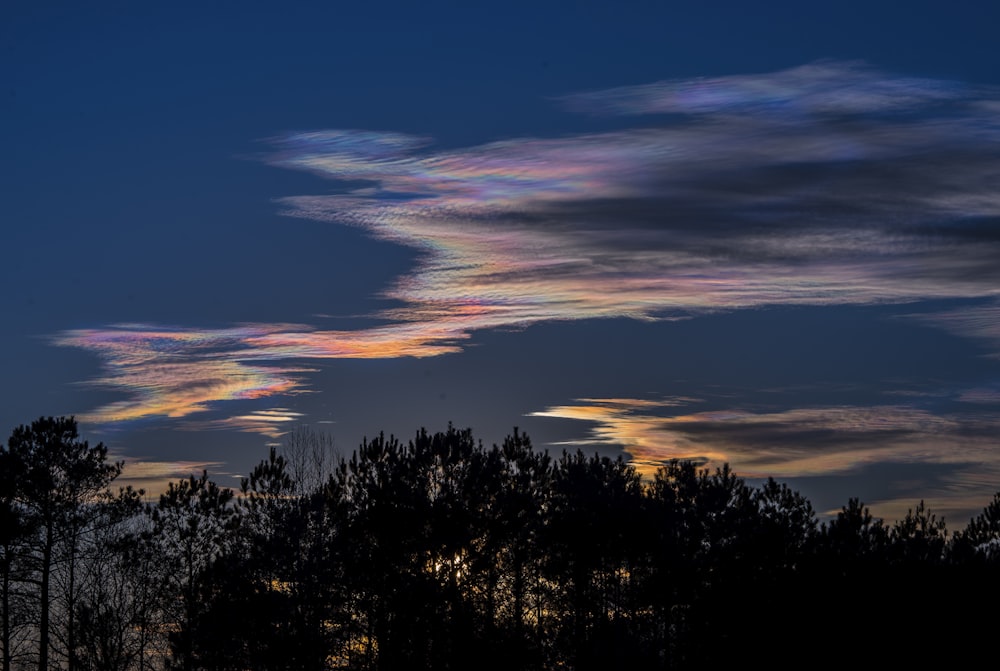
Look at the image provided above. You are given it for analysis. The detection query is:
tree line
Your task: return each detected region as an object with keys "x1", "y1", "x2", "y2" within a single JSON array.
[{"x1": 2, "y1": 416, "x2": 1000, "y2": 670}]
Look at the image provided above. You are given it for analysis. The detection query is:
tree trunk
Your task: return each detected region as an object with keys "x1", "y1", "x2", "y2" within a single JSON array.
[
  {"x1": 2, "y1": 554, "x2": 11, "y2": 671},
  {"x1": 39, "y1": 527, "x2": 52, "y2": 671},
  {"x1": 66, "y1": 532, "x2": 77, "y2": 671}
]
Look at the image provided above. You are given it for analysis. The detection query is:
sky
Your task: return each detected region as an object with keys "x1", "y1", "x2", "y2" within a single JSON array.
[{"x1": 3, "y1": 0, "x2": 1000, "y2": 523}]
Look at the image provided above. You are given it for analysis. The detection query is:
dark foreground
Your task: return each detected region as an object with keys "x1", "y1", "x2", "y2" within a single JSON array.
[{"x1": 3, "y1": 417, "x2": 999, "y2": 670}]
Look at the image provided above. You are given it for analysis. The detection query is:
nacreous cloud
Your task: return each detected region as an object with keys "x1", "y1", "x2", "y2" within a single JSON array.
[
  {"x1": 530, "y1": 398, "x2": 980, "y2": 479},
  {"x1": 530, "y1": 397, "x2": 1000, "y2": 520},
  {"x1": 59, "y1": 62, "x2": 1000, "y2": 427}
]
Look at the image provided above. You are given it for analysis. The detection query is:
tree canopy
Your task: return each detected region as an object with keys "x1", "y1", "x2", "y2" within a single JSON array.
[{"x1": 2, "y1": 417, "x2": 999, "y2": 670}]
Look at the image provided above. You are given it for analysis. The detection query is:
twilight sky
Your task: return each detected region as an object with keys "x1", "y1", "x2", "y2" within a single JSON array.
[{"x1": 3, "y1": 0, "x2": 1000, "y2": 522}]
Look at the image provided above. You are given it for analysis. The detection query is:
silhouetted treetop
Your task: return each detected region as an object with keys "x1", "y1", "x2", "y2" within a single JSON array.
[{"x1": 4, "y1": 417, "x2": 1000, "y2": 671}]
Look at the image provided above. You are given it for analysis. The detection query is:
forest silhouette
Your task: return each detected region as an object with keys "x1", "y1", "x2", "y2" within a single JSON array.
[{"x1": 2, "y1": 416, "x2": 999, "y2": 670}]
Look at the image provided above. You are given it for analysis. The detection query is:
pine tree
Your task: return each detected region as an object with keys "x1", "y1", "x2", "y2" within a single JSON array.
[{"x1": 3, "y1": 417, "x2": 122, "y2": 671}]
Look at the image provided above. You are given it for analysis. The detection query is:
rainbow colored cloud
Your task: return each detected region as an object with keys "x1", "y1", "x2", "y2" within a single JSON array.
[{"x1": 56, "y1": 62, "x2": 1000, "y2": 430}]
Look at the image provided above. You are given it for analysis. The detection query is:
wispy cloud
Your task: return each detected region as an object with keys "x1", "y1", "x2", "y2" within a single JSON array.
[
  {"x1": 530, "y1": 396, "x2": 1000, "y2": 520},
  {"x1": 905, "y1": 301, "x2": 1000, "y2": 358},
  {"x1": 179, "y1": 407, "x2": 306, "y2": 439},
  {"x1": 114, "y1": 458, "x2": 228, "y2": 496},
  {"x1": 53, "y1": 322, "x2": 463, "y2": 424},
  {"x1": 559, "y1": 61, "x2": 964, "y2": 117},
  {"x1": 57, "y1": 62, "x2": 1000, "y2": 428},
  {"x1": 530, "y1": 397, "x2": 987, "y2": 478},
  {"x1": 958, "y1": 387, "x2": 1000, "y2": 404},
  {"x1": 54, "y1": 325, "x2": 316, "y2": 423}
]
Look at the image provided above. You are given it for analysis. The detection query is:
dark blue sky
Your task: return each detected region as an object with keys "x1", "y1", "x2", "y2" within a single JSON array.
[{"x1": 3, "y1": 0, "x2": 1000, "y2": 522}]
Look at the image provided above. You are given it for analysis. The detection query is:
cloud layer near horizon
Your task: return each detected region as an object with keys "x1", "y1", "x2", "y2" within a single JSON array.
[
  {"x1": 531, "y1": 397, "x2": 995, "y2": 479},
  {"x1": 57, "y1": 62, "x2": 1000, "y2": 433},
  {"x1": 531, "y1": 396, "x2": 1000, "y2": 520}
]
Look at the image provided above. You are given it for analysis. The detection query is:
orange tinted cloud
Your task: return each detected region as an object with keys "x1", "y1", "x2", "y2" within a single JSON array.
[
  {"x1": 57, "y1": 63, "x2": 1000, "y2": 431},
  {"x1": 531, "y1": 397, "x2": 1000, "y2": 521}
]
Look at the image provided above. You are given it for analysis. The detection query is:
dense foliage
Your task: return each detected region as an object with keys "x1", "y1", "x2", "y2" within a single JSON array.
[{"x1": 2, "y1": 417, "x2": 999, "y2": 670}]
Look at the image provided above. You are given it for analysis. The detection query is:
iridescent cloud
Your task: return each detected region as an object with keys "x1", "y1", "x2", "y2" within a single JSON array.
[
  {"x1": 180, "y1": 408, "x2": 307, "y2": 439},
  {"x1": 530, "y1": 397, "x2": 1000, "y2": 520},
  {"x1": 114, "y1": 458, "x2": 227, "y2": 497},
  {"x1": 55, "y1": 325, "x2": 316, "y2": 423},
  {"x1": 906, "y1": 301, "x2": 1000, "y2": 358},
  {"x1": 57, "y1": 62, "x2": 1000, "y2": 428},
  {"x1": 558, "y1": 61, "x2": 962, "y2": 117},
  {"x1": 54, "y1": 322, "x2": 465, "y2": 424}
]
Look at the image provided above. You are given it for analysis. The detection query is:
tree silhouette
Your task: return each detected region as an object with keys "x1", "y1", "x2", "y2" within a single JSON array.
[
  {"x1": 488, "y1": 429, "x2": 551, "y2": 670},
  {"x1": 70, "y1": 485, "x2": 145, "y2": 671},
  {"x1": 196, "y1": 446, "x2": 336, "y2": 671},
  {"x1": 544, "y1": 450, "x2": 645, "y2": 670},
  {"x1": 821, "y1": 497, "x2": 889, "y2": 563},
  {"x1": 150, "y1": 471, "x2": 236, "y2": 671},
  {"x1": 279, "y1": 426, "x2": 337, "y2": 496},
  {"x1": 750, "y1": 477, "x2": 817, "y2": 572},
  {"x1": 889, "y1": 500, "x2": 947, "y2": 564},
  {"x1": 6, "y1": 415, "x2": 1000, "y2": 669},
  {"x1": 0, "y1": 447, "x2": 33, "y2": 671},
  {"x1": 3, "y1": 417, "x2": 122, "y2": 671},
  {"x1": 955, "y1": 491, "x2": 1000, "y2": 563},
  {"x1": 334, "y1": 432, "x2": 430, "y2": 670}
]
